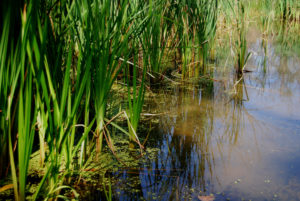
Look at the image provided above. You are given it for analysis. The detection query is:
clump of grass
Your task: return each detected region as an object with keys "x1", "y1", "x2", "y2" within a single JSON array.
[
  {"x1": 171, "y1": 0, "x2": 218, "y2": 78},
  {"x1": 277, "y1": 0, "x2": 300, "y2": 21},
  {"x1": 125, "y1": 47, "x2": 146, "y2": 147},
  {"x1": 234, "y1": 0, "x2": 251, "y2": 76},
  {"x1": 142, "y1": 0, "x2": 167, "y2": 76}
]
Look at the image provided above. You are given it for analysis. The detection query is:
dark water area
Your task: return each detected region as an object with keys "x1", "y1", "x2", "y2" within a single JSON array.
[{"x1": 90, "y1": 28, "x2": 300, "y2": 201}]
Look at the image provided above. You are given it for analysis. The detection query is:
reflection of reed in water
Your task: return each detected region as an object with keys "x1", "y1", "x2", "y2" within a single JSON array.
[
  {"x1": 217, "y1": 76, "x2": 266, "y2": 171},
  {"x1": 114, "y1": 79, "x2": 266, "y2": 200},
  {"x1": 146, "y1": 84, "x2": 218, "y2": 196},
  {"x1": 224, "y1": 76, "x2": 264, "y2": 142}
]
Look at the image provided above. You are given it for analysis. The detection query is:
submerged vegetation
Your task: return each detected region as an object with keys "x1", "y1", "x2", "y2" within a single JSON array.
[{"x1": 0, "y1": 0, "x2": 300, "y2": 200}]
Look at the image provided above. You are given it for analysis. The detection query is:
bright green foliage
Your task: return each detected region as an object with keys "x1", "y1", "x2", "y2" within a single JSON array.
[
  {"x1": 235, "y1": 1, "x2": 251, "y2": 75},
  {"x1": 0, "y1": 8, "x2": 11, "y2": 181},
  {"x1": 276, "y1": 0, "x2": 300, "y2": 21},
  {"x1": 168, "y1": 0, "x2": 218, "y2": 78},
  {"x1": 126, "y1": 48, "x2": 146, "y2": 142},
  {"x1": 142, "y1": 1, "x2": 168, "y2": 75}
]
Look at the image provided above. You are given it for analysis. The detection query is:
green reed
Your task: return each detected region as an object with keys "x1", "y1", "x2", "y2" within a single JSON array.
[
  {"x1": 171, "y1": 0, "x2": 218, "y2": 78},
  {"x1": 235, "y1": 0, "x2": 251, "y2": 76},
  {"x1": 277, "y1": 0, "x2": 299, "y2": 21},
  {"x1": 126, "y1": 47, "x2": 146, "y2": 145},
  {"x1": 0, "y1": 8, "x2": 10, "y2": 180},
  {"x1": 193, "y1": 0, "x2": 218, "y2": 75},
  {"x1": 143, "y1": 1, "x2": 166, "y2": 75},
  {"x1": 2, "y1": 2, "x2": 48, "y2": 200}
]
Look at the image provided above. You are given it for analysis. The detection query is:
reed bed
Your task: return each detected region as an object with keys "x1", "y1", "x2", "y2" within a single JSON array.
[{"x1": 0, "y1": 0, "x2": 299, "y2": 200}]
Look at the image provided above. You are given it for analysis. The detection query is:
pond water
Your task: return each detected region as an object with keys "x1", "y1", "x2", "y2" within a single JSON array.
[{"x1": 85, "y1": 27, "x2": 300, "y2": 201}]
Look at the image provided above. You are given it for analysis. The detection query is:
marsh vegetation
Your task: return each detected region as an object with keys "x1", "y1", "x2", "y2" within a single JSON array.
[{"x1": 0, "y1": 0, "x2": 300, "y2": 200}]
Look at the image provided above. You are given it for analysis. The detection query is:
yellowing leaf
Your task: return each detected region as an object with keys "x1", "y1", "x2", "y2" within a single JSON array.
[{"x1": 0, "y1": 184, "x2": 14, "y2": 193}]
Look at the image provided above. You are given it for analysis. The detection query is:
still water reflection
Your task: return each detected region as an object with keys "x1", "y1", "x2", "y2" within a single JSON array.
[{"x1": 98, "y1": 33, "x2": 300, "y2": 200}]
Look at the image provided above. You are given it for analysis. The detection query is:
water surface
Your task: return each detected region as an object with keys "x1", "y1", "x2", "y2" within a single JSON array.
[{"x1": 95, "y1": 27, "x2": 300, "y2": 201}]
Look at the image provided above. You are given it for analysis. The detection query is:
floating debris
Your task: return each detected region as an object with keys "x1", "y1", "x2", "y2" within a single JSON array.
[{"x1": 198, "y1": 195, "x2": 215, "y2": 201}]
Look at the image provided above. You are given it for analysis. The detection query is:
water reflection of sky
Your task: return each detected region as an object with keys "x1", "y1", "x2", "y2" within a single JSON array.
[{"x1": 108, "y1": 31, "x2": 300, "y2": 201}]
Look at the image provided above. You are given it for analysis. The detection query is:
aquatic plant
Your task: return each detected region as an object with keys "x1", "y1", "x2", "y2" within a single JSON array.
[
  {"x1": 277, "y1": 0, "x2": 300, "y2": 21},
  {"x1": 171, "y1": 0, "x2": 218, "y2": 78},
  {"x1": 103, "y1": 177, "x2": 112, "y2": 201},
  {"x1": 234, "y1": 0, "x2": 251, "y2": 76},
  {"x1": 73, "y1": 0, "x2": 150, "y2": 154},
  {"x1": 126, "y1": 48, "x2": 146, "y2": 146},
  {"x1": 0, "y1": 8, "x2": 11, "y2": 180},
  {"x1": 259, "y1": 0, "x2": 274, "y2": 34},
  {"x1": 142, "y1": 0, "x2": 168, "y2": 76},
  {"x1": 0, "y1": 2, "x2": 57, "y2": 200},
  {"x1": 193, "y1": 0, "x2": 218, "y2": 75}
]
